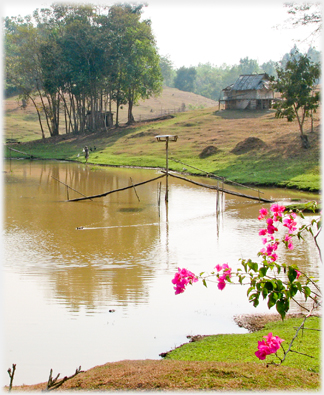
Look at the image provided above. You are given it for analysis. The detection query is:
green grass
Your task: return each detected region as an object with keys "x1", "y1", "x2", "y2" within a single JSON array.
[
  {"x1": 4, "y1": 105, "x2": 321, "y2": 191},
  {"x1": 164, "y1": 316, "x2": 321, "y2": 373}
]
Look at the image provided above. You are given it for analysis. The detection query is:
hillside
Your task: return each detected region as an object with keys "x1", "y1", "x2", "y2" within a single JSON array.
[
  {"x1": 4, "y1": 87, "x2": 218, "y2": 143},
  {"x1": 3, "y1": 91, "x2": 321, "y2": 192}
]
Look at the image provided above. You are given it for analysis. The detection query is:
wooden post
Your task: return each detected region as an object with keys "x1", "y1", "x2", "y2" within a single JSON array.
[
  {"x1": 216, "y1": 180, "x2": 219, "y2": 214},
  {"x1": 165, "y1": 136, "x2": 169, "y2": 202},
  {"x1": 157, "y1": 182, "x2": 162, "y2": 217}
]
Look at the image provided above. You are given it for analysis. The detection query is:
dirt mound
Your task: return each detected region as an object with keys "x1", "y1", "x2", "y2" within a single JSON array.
[
  {"x1": 199, "y1": 145, "x2": 219, "y2": 158},
  {"x1": 231, "y1": 137, "x2": 267, "y2": 155}
]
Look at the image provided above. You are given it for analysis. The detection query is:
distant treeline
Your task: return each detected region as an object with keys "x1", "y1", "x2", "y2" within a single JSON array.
[
  {"x1": 4, "y1": 3, "x2": 162, "y2": 136},
  {"x1": 159, "y1": 45, "x2": 321, "y2": 101}
]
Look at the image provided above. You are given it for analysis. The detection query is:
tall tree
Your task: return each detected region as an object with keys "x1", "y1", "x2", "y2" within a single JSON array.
[
  {"x1": 238, "y1": 57, "x2": 261, "y2": 75},
  {"x1": 272, "y1": 52, "x2": 320, "y2": 148},
  {"x1": 107, "y1": 4, "x2": 162, "y2": 124},
  {"x1": 174, "y1": 66, "x2": 197, "y2": 92},
  {"x1": 159, "y1": 55, "x2": 175, "y2": 87}
]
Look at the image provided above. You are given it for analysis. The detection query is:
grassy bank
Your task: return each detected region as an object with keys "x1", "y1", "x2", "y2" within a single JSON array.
[
  {"x1": 163, "y1": 316, "x2": 321, "y2": 374},
  {"x1": 10, "y1": 316, "x2": 320, "y2": 391},
  {"x1": 4, "y1": 100, "x2": 321, "y2": 191}
]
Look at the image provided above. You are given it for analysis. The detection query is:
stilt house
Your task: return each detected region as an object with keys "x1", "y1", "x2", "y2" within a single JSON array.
[{"x1": 221, "y1": 74, "x2": 274, "y2": 110}]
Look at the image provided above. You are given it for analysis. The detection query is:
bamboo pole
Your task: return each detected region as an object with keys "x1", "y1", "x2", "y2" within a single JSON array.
[
  {"x1": 68, "y1": 174, "x2": 166, "y2": 202},
  {"x1": 130, "y1": 177, "x2": 140, "y2": 202},
  {"x1": 7, "y1": 146, "x2": 33, "y2": 159},
  {"x1": 51, "y1": 176, "x2": 91, "y2": 200},
  {"x1": 170, "y1": 157, "x2": 264, "y2": 194},
  {"x1": 167, "y1": 172, "x2": 274, "y2": 203}
]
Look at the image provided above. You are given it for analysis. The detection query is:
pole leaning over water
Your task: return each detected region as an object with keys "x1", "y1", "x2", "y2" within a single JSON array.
[{"x1": 167, "y1": 173, "x2": 274, "y2": 203}]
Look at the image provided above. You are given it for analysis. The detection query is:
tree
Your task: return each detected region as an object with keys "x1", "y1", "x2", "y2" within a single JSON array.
[
  {"x1": 4, "y1": 2, "x2": 162, "y2": 133},
  {"x1": 272, "y1": 52, "x2": 320, "y2": 148},
  {"x1": 174, "y1": 66, "x2": 197, "y2": 92},
  {"x1": 238, "y1": 57, "x2": 261, "y2": 75},
  {"x1": 284, "y1": 2, "x2": 322, "y2": 39},
  {"x1": 261, "y1": 60, "x2": 278, "y2": 78},
  {"x1": 159, "y1": 55, "x2": 175, "y2": 87}
]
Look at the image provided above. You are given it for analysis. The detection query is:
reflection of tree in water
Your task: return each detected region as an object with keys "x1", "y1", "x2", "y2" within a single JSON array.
[
  {"x1": 5, "y1": 162, "x2": 161, "y2": 312},
  {"x1": 52, "y1": 263, "x2": 152, "y2": 314}
]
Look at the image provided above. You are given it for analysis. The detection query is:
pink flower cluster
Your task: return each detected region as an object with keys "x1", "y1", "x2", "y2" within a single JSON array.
[
  {"x1": 215, "y1": 263, "x2": 232, "y2": 290},
  {"x1": 255, "y1": 332, "x2": 284, "y2": 360},
  {"x1": 172, "y1": 268, "x2": 198, "y2": 295},
  {"x1": 257, "y1": 203, "x2": 295, "y2": 262},
  {"x1": 283, "y1": 212, "x2": 298, "y2": 233}
]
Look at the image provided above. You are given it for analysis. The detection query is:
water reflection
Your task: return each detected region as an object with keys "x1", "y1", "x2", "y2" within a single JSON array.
[{"x1": 3, "y1": 160, "x2": 321, "y2": 385}]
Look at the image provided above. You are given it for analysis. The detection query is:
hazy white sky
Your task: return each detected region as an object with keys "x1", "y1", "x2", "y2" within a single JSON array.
[{"x1": 2, "y1": 0, "x2": 322, "y2": 68}]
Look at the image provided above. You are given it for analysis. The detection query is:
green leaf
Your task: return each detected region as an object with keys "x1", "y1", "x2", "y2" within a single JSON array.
[
  {"x1": 288, "y1": 266, "x2": 297, "y2": 283},
  {"x1": 276, "y1": 298, "x2": 289, "y2": 320},
  {"x1": 247, "y1": 286, "x2": 255, "y2": 296},
  {"x1": 264, "y1": 281, "x2": 274, "y2": 291},
  {"x1": 248, "y1": 261, "x2": 258, "y2": 272},
  {"x1": 259, "y1": 267, "x2": 268, "y2": 277},
  {"x1": 262, "y1": 287, "x2": 268, "y2": 299},
  {"x1": 268, "y1": 292, "x2": 279, "y2": 309},
  {"x1": 289, "y1": 283, "x2": 298, "y2": 298},
  {"x1": 303, "y1": 286, "x2": 311, "y2": 300},
  {"x1": 202, "y1": 278, "x2": 207, "y2": 288}
]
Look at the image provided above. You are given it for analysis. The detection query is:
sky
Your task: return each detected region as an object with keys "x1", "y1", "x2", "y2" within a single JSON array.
[{"x1": 1, "y1": 0, "x2": 322, "y2": 68}]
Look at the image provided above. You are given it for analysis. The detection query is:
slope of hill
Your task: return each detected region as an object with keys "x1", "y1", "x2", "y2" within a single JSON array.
[
  {"x1": 4, "y1": 99, "x2": 321, "y2": 191},
  {"x1": 4, "y1": 88, "x2": 218, "y2": 143}
]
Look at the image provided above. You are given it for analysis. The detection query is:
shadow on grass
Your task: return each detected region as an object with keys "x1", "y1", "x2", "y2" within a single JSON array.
[{"x1": 214, "y1": 109, "x2": 275, "y2": 120}]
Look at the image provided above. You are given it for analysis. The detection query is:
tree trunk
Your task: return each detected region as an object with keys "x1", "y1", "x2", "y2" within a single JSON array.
[
  {"x1": 127, "y1": 97, "x2": 135, "y2": 124},
  {"x1": 300, "y1": 134, "x2": 310, "y2": 149},
  {"x1": 29, "y1": 95, "x2": 46, "y2": 139}
]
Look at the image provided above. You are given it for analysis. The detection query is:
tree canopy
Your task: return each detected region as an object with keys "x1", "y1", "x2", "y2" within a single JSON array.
[
  {"x1": 272, "y1": 51, "x2": 320, "y2": 148},
  {"x1": 4, "y1": 2, "x2": 163, "y2": 136}
]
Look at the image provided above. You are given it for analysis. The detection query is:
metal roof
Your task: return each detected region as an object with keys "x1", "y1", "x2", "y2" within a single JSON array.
[{"x1": 231, "y1": 74, "x2": 269, "y2": 91}]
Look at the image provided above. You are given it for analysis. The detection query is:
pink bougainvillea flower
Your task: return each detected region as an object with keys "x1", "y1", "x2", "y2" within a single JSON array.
[
  {"x1": 263, "y1": 333, "x2": 284, "y2": 353},
  {"x1": 255, "y1": 341, "x2": 269, "y2": 360},
  {"x1": 259, "y1": 229, "x2": 267, "y2": 236},
  {"x1": 215, "y1": 263, "x2": 232, "y2": 290},
  {"x1": 270, "y1": 253, "x2": 278, "y2": 262},
  {"x1": 255, "y1": 333, "x2": 284, "y2": 360},
  {"x1": 258, "y1": 208, "x2": 269, "y2": 220},
  {"x1": 283, "y1": 213, "x2": 297, "y2": 233},
  {"x1": 172, "y1": 268, "x2": 198, "y2": 295},
  {"x1": 270, "y1": 204, "x2": 286, "y2": 220},
  {"x1": 217, "y1": 279, "x2": 226, "y2": 290},
  {"x1": 296, "y1": 270, "x2": 301, "y2": 279},
  {"x1": 266, "y1": 218, "x2": 278, "y2": 234}
]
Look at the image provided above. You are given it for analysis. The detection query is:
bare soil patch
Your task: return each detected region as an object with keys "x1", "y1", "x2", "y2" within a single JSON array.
[
  {"x1": 231, "y1": 137, "x2": 267, "y2": 155},
  {"x1": 199, "y1": 145, "x2": 219, "y2": 158},
  {"x1": 233, "y1": 312, "x2": 321, "y2": 332}
]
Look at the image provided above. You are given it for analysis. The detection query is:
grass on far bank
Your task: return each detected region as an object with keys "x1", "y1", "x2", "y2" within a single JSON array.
[
  {"x1": 4, "y1": 104, "x2": 321, "y2": 192},
  {"x1": 11, "y1": 316, "x2": 321, "y2": 391}
]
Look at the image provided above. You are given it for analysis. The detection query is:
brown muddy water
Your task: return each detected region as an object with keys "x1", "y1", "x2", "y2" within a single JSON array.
[{"x1": 2, "y1": 160, "x2": 320, "y2": 385}]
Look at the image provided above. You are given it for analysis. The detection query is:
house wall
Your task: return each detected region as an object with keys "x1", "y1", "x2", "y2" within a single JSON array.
[{"x1": 223, "y1": 88, "x2": 274, "y2": 110}]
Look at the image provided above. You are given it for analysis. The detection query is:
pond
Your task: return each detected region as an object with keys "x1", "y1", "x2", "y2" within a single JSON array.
[{"x1": 2, "y1": 160, "x2": 320, "y2": 385}]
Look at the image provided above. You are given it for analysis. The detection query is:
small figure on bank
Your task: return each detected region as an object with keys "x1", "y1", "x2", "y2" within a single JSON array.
[{"x1": 84, "y1": 146, "x2": 89, "y2": 163}]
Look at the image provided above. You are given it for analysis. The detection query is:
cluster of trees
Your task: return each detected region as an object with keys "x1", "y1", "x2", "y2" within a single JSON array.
[
  {"x1": 4, "y1": 3, "x2": 163, "y2": 137},
  {"x1": 160, "y1": 45, "x2": 321, "y2": 101}
]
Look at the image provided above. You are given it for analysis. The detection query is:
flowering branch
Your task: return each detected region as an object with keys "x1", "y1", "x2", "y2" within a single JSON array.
[{"x1": 171, "y1": 201, "x2": 321, "y2": 365}]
